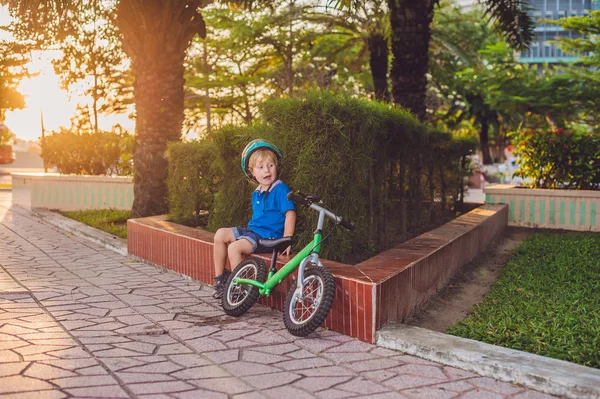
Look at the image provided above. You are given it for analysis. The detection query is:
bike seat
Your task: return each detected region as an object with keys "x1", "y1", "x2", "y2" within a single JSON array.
[{"x1": 259, "y1": 237, "x2": 295, "y2": 252}]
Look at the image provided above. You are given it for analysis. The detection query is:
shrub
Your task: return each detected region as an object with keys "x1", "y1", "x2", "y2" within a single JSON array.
[
  {"x1": 511, "y1": 127, "x2": 600, "y2": 189},
  {"x1": 201, "y1": 91, "x2": 474, "y2": 262},
  {"x1": 166, "y1": 140, "x2": 221, "y2": 227},
  {"x1": 41, "y1": 129, "x2": 133, "y2": 176}
]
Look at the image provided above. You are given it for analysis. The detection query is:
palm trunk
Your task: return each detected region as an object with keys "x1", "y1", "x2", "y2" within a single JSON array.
[
  {"x1": 367, "y1": 33, "x2": 390, "y2": 102},
  {"x1": 131, "y1": 58, "x2": 186, "y2": 217},
  {"x1": 387, "y1": 0, "x2": 435, "y2": 121},
  {"x1": 116, "y1": 0, "x2": 203, "y2": 217}
]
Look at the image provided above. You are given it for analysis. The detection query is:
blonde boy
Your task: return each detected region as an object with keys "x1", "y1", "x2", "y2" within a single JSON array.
[{"x1": 212, "y1": 140, "x2": 296, "y2": 298}]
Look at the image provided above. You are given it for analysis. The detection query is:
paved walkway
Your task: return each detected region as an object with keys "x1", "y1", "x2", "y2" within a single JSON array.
[{"x1": 0, "y1": 192, "x2": 554, "y2": 398}]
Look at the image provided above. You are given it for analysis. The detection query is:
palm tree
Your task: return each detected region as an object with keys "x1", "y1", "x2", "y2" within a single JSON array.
[
  {"x1": 2, "y1": 0, "x2": 210, "y2": 217},
  {"x1": 335, "y1": 0, "x2": 534, "y2": 121},
  {"x1": 305, "y1": 1, "x2": 390, "y2": 101}
]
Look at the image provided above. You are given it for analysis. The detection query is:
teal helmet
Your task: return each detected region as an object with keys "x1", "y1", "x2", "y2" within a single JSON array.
[{"x1": 241, "y1": 139, "x2": 283, "y2": 179}]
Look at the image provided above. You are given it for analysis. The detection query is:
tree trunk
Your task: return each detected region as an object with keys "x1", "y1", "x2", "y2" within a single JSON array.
[
  {"x1": 116, "y1": 1, "x2": 203, "y2": 217},
  {"x1": 131, "y1": 57, "x2": 185, "y2": 217},
  {"x1": 480, "y1": 120, "x2": 493, "y2": 165},
  {"x1": 387, "y1": 0, "x2": 435, "y2": 121},
  {"x1": 367, "y1": 33, "x2": 390, "y2": 102}
]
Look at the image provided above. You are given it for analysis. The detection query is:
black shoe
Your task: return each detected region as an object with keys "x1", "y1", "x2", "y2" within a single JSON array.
[{"x1": 212, "y1": 269, "x2": 231, "y2": 299}]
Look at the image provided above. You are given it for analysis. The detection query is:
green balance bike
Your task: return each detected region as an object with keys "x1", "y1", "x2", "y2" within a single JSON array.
[{"x1": 221, "y1": 191, "x2": 354, "y2": 336}]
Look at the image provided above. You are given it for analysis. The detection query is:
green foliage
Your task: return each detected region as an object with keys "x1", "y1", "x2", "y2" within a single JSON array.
[
  {"x1": 41, "y1": 128, "x2": 133, "y2": 176},
  {"x1": 60, "y1": 209, "x2": 130, "y2": 239},
  {"x1": 0, "y1": 40, "x2": 30, "y2": 121},
  {"x1": 200, "y1": 90, "x2": 474, "y2": 262},
  {"x1": 447, "y1": 232, "x2": 600, "y2": 368},
  {"x1": 511, "y1": 127, "x2": 600, "y2": 189},
  {"x1": 166, "y1": 140, "x2": 221, "y2": 227}
]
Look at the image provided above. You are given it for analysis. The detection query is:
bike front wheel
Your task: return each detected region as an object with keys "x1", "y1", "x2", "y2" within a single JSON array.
[
  {"x1": 283, "y1": 265, "x2": 335, "y2": 337},
  {"x1": 222, "y1": 256, "x2": 267, "y2": 317}
]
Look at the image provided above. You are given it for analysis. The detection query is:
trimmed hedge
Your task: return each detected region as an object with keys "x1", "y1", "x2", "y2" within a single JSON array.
[
  {"x1": 41, "y1": 130, "x2": 133, "y2": 176},
  {"x1": 168, "y1": 91, "x2": 475, "y2": 262},
  {"x1": 166, "y1": 140, "x2": 221, "y2": 227}
]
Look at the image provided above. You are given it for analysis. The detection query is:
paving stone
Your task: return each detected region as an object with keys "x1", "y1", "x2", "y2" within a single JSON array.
[
  {"x1": 276, "y1": 357, "x2": 334, "y2": 371},
  {"x1": 51, "y1": 374, "x2": 118, "y2": 388},
  {"x1": 242, "y1": 350, "x2": 290, "y2": 364},
  {"x1": 468, "y1": 377, "x2": 524, "y2": 395},
  {"x1": 121, "y1": 361, "x2": 184, "y2": 374},
  {"x1": 222, "y1": 361, "x2": 282, "y2": 377},
  {"x1": 172, "y1": 389, "x2": 228, "y2": 399},
  {"x1": 346, "y1": 358, "x2": 403, "y2": 372},
  {"x1": 300, "y1": 366, "x2": 356, "y2": 377},
  {"x1": 188, "y1": 376, "x2": 254, "y2": 395},
  {"x1": 116, "y1": 372, "x2": 175, "y2": 384},
  {"x1": 316, "y1": 388, "x2": 360, "y2": 399},
  {"x1": 171, "y1": 365, "x2": 230, "y2": 379},
  {"x1": 168, "y1": 354, "x2": 212, "y2": 368},
  {"x1": 155, "y1": 343, "x2": 193, "y2": 355},
  {"x1": 232, "y1": 392, "x2": 268, "y2": 399},
  {"x1": 114, "y1": 341, "x2": 156, "y2": 354},
  {"x1": 24, "y1": 363, "x2": 77, "y2": 379},
  {"x1": 323, "y1": 351, "x2": 379, "y2": 363},
  {"x1": 383, "y1": 374, "x2": 446, "y2": 391},
  {"x1": 77, "y1": 365, "x2": 110, "y2": 375},
  {"x1": 0, "y1": 375, "x2": 54, "y2": 393},
  {"x1": 129, "y1": 380, "x2": 196, "y2": 394},
  {"x1": 187, "y1": 337, "x2": 228, "y2": 352},
  {"x1": 401, "y1": 386, "x2": 457, "y2": 398},
  {"x1": 394, "y1": 364, "x2": 448, "y2": 380},
  {"x1": 65, "y1": 385, "x2": 129, "y2": 397},
  {"x1": 361, "y1": 369, "x2": 399, "y2": 382},
  {"x1": 461, "y1": 389, "x2": 505, "y2": 399},
  {"x1": 242, "y1": 371, "x2": 302, "y2": 389},
  {"x1": 0, "y1": 362, "x2": 29, "y2": 377},
  {"x1": 171, "y1": 326, "x2": 220, "y2": 340},
  {"x1": 201, "y1": 349, "x2": 239, "y2": 364},
  {"x1": 337, "y1": 377, "x2": 391, "y2": 395},
  {"x1": 292, "y1": 376, "x2": 353, "y2": 392},
  {"x1": 0, "y1": 390, "x2": 68, "y2": 399},
  {"x1": 263, "y1": 385, "x2": 316, "y2": 398}
]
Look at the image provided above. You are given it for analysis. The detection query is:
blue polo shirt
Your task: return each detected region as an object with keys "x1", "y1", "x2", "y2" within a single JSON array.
[{"x1": 248, "y1": 180, "x2": 295, "y2": 239}]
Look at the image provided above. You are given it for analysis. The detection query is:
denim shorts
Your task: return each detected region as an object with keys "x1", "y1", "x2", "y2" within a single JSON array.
[{"x1": 232, "y1": 227, "x2": 270, "y2": 254}]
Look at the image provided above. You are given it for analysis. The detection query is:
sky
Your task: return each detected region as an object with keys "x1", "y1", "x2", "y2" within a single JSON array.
[{"x1": 1, "y1": 6, "x2": 134, "y2": 143}]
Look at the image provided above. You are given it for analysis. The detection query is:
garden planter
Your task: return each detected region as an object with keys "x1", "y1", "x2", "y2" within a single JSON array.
[
  {"x1": 128, "y1": 204, "x2": 508, "y2": 343},
  {"x1": 484, "y1": 184, "x2": 599, "y2": 231},
  {"x1": 11, "y1": 172, "x2": 134, "y2": 211}
]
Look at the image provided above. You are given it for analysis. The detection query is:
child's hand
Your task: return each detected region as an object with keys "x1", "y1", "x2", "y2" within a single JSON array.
[{"x1": 280, "y1": 246, "x2": 292, "y2": 257}]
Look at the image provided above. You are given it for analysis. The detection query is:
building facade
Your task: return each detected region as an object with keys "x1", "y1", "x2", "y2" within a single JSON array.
[{"x1": 520, "y1": 0, "x2": 600, "y2": 64}]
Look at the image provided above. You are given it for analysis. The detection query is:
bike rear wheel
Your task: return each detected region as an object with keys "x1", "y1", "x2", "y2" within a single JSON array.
[
  {"x1": 222, "y1": 256, "x2": 267, "y2": 317},
  {"x1": 283, "y1": 265, "x2": 335, "y2": 336}
]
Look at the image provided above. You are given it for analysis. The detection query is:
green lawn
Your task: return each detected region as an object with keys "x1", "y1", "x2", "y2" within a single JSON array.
[
  {"x1": 60, "y1": 209, "x2": 130, "y2": 239},
  {"x1": 447, "y1": 232, "x2": 600, "y2": 368}
]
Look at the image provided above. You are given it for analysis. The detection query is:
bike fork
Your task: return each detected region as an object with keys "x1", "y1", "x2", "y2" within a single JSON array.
[{"x1": 294, "y1": 253, "x2": 322, "y2": 299}]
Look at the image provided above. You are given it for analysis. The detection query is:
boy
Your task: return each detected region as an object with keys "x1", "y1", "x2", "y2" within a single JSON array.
[{"x1": 212, "y1": 139, "x2": 296, "y2": 299}]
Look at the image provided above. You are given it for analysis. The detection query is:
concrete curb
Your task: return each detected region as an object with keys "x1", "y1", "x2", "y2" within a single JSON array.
[
  {"x1": 377, "y1": 323, "x2": 600, "y2": 399},
  {"x1": 32, "y1": 208, "x2": 128, "y2": 256}
]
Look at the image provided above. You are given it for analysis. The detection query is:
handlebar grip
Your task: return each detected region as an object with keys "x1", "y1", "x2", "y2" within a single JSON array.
[
  {"x1": 287, "y1": 192, "x2": 311, "y2": 207},
  {"x1": 339, "y1": 219, "x2": 355, "y2": 231}
]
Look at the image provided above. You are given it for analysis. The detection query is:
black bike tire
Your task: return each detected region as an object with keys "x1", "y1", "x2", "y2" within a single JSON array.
[
  {"x1": 283, "y1": 265, "x2": 335, "y2": 337},
  {"x1": 222, "y1": 256, "x2": 267, "y2": 317}
]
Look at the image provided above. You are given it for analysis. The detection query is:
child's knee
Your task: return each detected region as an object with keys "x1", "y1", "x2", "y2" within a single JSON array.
[
  {"x1": 215, "y1": 227, "x2": 233, "y2": 244},
  {"x1": 227, "y1": 239, "x2": 252, "y2": 257}
]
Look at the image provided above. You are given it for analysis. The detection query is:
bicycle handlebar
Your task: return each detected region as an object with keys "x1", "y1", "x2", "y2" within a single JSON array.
[{"x1": 287, "y1": 191, "x2": 355, "y2": 231}]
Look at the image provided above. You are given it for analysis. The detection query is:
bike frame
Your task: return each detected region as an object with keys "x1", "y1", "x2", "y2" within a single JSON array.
[{"x1": 233, "y1": 201, "x2": 339, "y2": 296}]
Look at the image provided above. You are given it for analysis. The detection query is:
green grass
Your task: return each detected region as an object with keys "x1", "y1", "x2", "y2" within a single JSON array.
[
  {"x1": 60, "y1": 209, "x2": 130, "y2": 239},
  {"x1": 447, "y1": 232, "x2": 600, "y2": 368}
]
